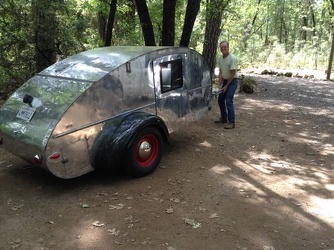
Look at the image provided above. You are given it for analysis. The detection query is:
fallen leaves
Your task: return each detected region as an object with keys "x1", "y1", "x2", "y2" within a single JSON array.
[
  {"x1": 66, "y1": 187, "x2": 223, "y2": 249},
  {"x1": 183, "y1": 218, "x2": 201, "y2": 229},
  {"x1": 108, "y1": 228, "x2": 120, "y2": 236},
  {"x1": 170, "y1": 197, "x2": 181, "y2": 203},
  {"x1": 166, "y1": 206, "x2": 174, "y2": 214},
  {"x1": 92, "y1": 221, "x2": 104, "y2": 227},
  {"x1": 11, "y1": 204, "x2": 24, "y2": 211},
  {"x1": 109, "y1": 203, "x2": 125, "y2": 210},
  {"x1": 209, "y1": 213, "x2": 219, "y2": 219}
]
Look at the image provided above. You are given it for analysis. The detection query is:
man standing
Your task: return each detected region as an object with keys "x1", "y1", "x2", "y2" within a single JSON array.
[{"x1": 215, "y1": 41, "x2": 238, "y2": 129}]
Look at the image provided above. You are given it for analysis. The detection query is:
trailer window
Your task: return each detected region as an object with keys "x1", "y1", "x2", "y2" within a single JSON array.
[{"x1": 160, "y1": 59, "x2": 183, "y2": 93}]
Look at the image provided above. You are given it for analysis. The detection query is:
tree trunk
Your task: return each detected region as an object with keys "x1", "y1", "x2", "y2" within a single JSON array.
[
  {"x1": 202, "y1": 0, "x2": 230, "y2": 74},
  {"x1": 134, "y1": 0, "x2": 156, "y2": 46},
  {"x1": 105, "y1": 0, "x2": 117, "y2": 46},
  {"x1": 243, "y1": 0, "x2": 262, "y2": 49},
  {"x1": 32, "y1": 0, "x2": 58, "y2": 72},
  {"x1": 179, "y1": 0, "x2": 201, "y2": 47},
  {"x1": 327, "y1": 0, "x2": 334, "y2": 80},
  {"x1": 327, "y1": 27, "x2": 334, "y2": 80},
  {"x1": 279, "y1": 0, "x2": 285, "y2": 43},
  {"x1": 161, "y1": 0, "x2": 177, "y2": 46},
  {"x1": 98, "y1": 12, "x2": 107, "y2": 42},
  {"x1": 301, "y1": 0, "x2": 310, "y2": 41}
]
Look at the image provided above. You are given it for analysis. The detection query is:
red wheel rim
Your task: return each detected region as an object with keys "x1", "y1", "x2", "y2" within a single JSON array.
[{"x1": 135, "y1": 134, "x2": 159, "y2": 168}]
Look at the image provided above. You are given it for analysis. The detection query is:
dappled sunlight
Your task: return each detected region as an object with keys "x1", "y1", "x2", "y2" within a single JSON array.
[
  {"x1": 243, "y1": 234, "x2": 275, "y2": 250},
  {"x1": 242, "y1": 152, "x2": 275, "y2": 174},
  {"x1": 248, "y1": 163, "x2": 272, "y2": 174},
  {"x1": 72, "y1": 220, "x2": 111, "y2": 249},
  {"x1": 287, "y1": 131, "x2": 330, "y2": 140},
  {"x1": 308, "y1": 197, "x2": 334, "y2": 223},
  {"x1": 241, "y1": 94, "x2": 334, "y2": 120},
  {"x1": 319, "y1": 143, "x2": 334, "y2": 156},
  {"x1": 208, "y1": 147, "x2": 334, "y2": 226},
  {"x1": 210, "y1": 164, "x2": 231, "y2": 175},
  {"x1": 202, "y1": 74, "x2": 334, "y2": 247},
  {"x1": 244, "y1": 150, "x2": 334, "y2": 197},
  {"x1": 278, "y1": 132, "x2": 334, "y2": 157},
  {"x1": 313, "y1": 171, "x2": 331, "y2": 181},
  {"x1": 292, "y1": 165, "x2": 334, "y2": 199},
  {"x1": 325, "y1": 184, "x2": 334, "y2": 192},
  {"x1": 246, "y1": 150, "x2": 301, "y2": 173},
  {"x1": 302, "y1": 106, "x2": 334, "y2": 118},
  {"x1": 209, "y1": 163, "x2": 269, "y2": 203}
]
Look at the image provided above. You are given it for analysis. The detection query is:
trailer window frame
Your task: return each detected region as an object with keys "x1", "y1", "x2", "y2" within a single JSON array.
[{"x1": 159, "y1": 59, "x2": 183, "y2": 93}]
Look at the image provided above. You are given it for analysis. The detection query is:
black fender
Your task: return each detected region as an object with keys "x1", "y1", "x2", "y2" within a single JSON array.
[{"x1": 90, "y1": 112, "x2": 169, "y2": 170}]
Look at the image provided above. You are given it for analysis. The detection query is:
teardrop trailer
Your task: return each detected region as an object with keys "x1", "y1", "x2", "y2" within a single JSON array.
[{"x1": 0, "y1": 46, "x2": 212, "y2": 179}]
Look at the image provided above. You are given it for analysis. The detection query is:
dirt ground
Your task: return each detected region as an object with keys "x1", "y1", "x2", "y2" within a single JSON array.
[{"x1": 1, "y1": 72, "x2": 334, "y2": 250}]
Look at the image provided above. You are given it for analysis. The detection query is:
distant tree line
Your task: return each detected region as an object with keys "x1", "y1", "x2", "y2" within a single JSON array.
[{"x1": 0, "y1": 0, "x2": 333, "y2": 96}]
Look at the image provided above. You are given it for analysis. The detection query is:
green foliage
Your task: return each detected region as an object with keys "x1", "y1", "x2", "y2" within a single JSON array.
[
  {"x1": 0, "y1": 0, "x2": 34, "y2": 94},
  {"x1": 223, "y1": 0, "x2": 331, "y2": 71},
  {"x1": 113, "y1": 1, "x2": 144, "y2": 45},
  {"x1": 240, "y1": 76, "x2": 257, "y2": 94},
  {"x1": 266, "y1": 41, "x2": 287, "y2": 69},
  {"x1": 0, "y1": 0, "x2": 333, "y2": 99},
  {"x1": 0, "y1": 0, "x2": 103, "y2": 96},
  {"x1": 56, "y1": 0, "x2": 103, "y2": 56},
  {"x1": 0, "y1": 68, "x2": 9, "y2": 89}
]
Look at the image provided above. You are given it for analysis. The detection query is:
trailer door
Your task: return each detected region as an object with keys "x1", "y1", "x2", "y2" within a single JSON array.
[{"x1": 152, "y1": 55, "x2": 188, "y2": 133}]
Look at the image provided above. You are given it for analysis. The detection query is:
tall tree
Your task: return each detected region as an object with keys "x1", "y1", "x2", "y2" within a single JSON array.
[
  {"x1": 134, "y1": 0, "x2": 156, "y2": 46},
  {"x1": 179, "y1": 0, "x2": 201, "y2": 47},
  {"x1": 327, "y1": 0, "x2": 334, "y2": 80},
  {"x1": 301, "y1": 0, "x2": 310, "y2": 41},
  {"x1": 32, "y1": 0, "x2": 59, "y2": 72},
  {"x1": 98, "y1": 12, "x2": 107, "y2": 42},
  {"x1": 202, "y1": 0, "x2": 230, "y2": 73},
  {"x1": 278, "y1": 0, "x2": 286, "y2": 43},
  {"x1": 105, "y1": 0, "x2": 117, "y2": 46},
  {"x1": 241, "y1": 0, "x2": 263, "y2": 48},
  {"x1": 161, "y1": 0, "x2": 177, "y2": 46}
]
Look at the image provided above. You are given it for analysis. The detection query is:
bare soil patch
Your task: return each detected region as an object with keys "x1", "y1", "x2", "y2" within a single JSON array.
[{"x1": 1, "y1": 73, "x2": 334, "y2": 250}]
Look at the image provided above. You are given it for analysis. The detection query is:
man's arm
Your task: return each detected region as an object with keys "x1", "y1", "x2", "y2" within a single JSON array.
[
  {"x1": 218, "y1": 69, "x2": 223, "y2": 86},
  {"x1": 222, "y1": 69, "x2": 236, "y2": 92}
]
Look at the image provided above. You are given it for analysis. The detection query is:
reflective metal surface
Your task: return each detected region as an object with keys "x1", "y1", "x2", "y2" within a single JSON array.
[
  {"x1": 138, "y1": 141, "x2": 152, "y2": 160},
  {"x1": 0, "y1": 46, "x2": 212, "y2": 178}
]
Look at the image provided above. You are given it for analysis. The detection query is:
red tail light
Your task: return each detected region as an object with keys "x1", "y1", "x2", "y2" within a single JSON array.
[
  {"x1": 49, "y1": 152, "x2": 61, "y2": 160},
  {"x1": 33, "y1": 154, "x2": 43, "y2": 164}
]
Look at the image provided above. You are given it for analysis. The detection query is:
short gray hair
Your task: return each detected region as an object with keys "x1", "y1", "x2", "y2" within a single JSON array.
[{"x1": 219, "y1": 41, "x2": 229, "y2": 48}]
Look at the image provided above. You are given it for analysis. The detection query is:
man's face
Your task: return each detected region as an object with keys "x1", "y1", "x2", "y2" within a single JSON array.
[{"x1": 220, "y1": 43, "x2": 229, "y2": 57}]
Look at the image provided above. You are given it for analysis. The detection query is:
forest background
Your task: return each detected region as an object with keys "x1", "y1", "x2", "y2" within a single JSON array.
[{"x1": 1, "y1": 0, "x2": 334, "y2": 98}]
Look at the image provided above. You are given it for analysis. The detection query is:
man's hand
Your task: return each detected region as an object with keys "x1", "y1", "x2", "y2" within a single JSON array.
[{"x1": 221, "y1": 85, "x2": 228, "y2": 93}]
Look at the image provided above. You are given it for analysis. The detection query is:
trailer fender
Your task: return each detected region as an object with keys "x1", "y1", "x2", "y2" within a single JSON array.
[{"x1": 90, "y1": 112, "x2": 169, "y2": 173}]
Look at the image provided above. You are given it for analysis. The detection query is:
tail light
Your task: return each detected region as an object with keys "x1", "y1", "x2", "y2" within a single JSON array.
[
  {"x1": 33, "y1": 154, "x2": 43, "y2": 164},
  {"x1": 48, "y1": 152, "x2": 68, "y2": 163},
  {"x1": 49, "y1": 152, "x2": 61, "y2": 160}
]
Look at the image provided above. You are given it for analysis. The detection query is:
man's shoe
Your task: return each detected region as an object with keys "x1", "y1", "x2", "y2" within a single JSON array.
[
  {"x1": 224, "y1": 122, "x2": 235, "y2": 129},
  {"x1": 215, "y1": 118, "x2": 228, "y2": 123}
]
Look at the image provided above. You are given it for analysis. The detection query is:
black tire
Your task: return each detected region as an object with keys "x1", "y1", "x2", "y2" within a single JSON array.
[{"x1": 125, "y1": 127, "x2": 163, "y2": 177}]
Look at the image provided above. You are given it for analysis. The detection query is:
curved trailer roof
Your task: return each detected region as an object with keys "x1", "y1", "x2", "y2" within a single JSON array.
[{"x1": 40, "y1": 46, "x2": 173, "y2": 81}]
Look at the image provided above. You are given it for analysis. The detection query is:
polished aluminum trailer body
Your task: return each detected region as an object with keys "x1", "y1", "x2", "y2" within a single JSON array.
[{"x1": 0, "y1": 46, "x2": 212, "y2": 178}]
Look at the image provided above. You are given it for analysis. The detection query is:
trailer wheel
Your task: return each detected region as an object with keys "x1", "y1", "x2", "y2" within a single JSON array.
[{"x1": 125, "y1": 127, "x2": 163, "y2": 177}]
